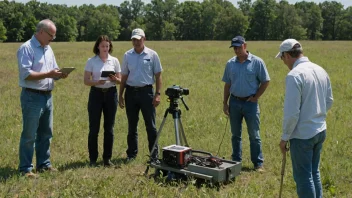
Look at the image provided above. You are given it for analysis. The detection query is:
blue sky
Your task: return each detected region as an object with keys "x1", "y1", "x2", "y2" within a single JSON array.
[{"x1": 11, "y1": 0, "x2": 352, "y2": 8}]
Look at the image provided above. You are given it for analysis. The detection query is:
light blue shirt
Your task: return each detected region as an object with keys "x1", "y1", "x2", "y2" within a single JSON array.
[
  {"x1": 121, "y1": 46, "x2": 162, "y2": 87},
  {"x1": 282, "y1": 57, "x2": 333, "y2": 141},
  {"x1": 17, "y1": 35, "x2": 59, "y2": 90},
  {"x1": 222, "y1": 52, "x2": 270, "y2": 97}
]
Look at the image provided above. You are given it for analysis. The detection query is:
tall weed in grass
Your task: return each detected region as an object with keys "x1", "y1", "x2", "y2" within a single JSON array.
[{"x1": 0, "y1": 41, "x2": 351, "y2": 197}]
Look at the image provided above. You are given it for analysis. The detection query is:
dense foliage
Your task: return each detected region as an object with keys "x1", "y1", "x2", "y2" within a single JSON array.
[{"x1": 0, "y1": 0, "x2": 351, "y2": 42}]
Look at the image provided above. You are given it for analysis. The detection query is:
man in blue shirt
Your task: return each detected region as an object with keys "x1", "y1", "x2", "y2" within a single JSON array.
[
  {"x1": 222, "y1": 36, "x2": 270, "y2": 172},
  {"x1": 119, "y1": 28, "x2": 162, "y2": 162},
  {"x1": 17, "y1": 19, "x2": 69, "y2": 178},
  {"x1": 277, "y1": 39, "x2": 333, "y2": 197}
]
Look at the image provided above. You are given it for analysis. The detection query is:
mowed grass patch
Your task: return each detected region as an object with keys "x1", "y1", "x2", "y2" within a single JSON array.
[{"x1": 0, "y1": 41, "x2": 351, "y2": 197}]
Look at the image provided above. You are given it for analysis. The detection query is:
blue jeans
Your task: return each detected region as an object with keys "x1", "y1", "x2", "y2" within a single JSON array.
[
  {"x1": 88, "y1": 86, "x2": 118, "y2": 162},
  {"x1": 290, "y1": 130, "x2": 326, "y2": 198},
  {"x1": 19, "y1": 88, "x2": 53, "y2": 173},
  {"x1": 229, "y1": 96, "x2": 263, "y2": 167},
  {"x1": 124, "y1": 86, "x2": 158, "y2": 158}
]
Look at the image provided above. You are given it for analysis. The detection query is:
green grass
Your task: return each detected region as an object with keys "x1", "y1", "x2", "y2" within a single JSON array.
[{"x1": 0, "y1": 40, "x2": 351, "y2": 197}]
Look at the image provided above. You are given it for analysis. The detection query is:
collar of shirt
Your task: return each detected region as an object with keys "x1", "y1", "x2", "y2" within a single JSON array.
[
  {"x1": 31, "y1": 35, "x2": 49, "y2": 50},
  {"x1": 235, "y1": 51, "x2": 253, "y2": 63},
  {"x1": 94, "y1": 54, "x2": 113, "y2": 62},
  {"x1": 106, "y1": 54, "x2": 113, "y2": 61},
  {"x1": 133, "y1": 46, "x2": 149, "y2": 55},
  {"x1": 293, "y1": 56, "x2": 310, "y2": 69}
]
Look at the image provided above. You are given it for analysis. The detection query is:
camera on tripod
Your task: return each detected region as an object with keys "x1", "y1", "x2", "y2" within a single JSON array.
[{"x1": 165, "y1": 85, "x2": 189, "y2": 99}]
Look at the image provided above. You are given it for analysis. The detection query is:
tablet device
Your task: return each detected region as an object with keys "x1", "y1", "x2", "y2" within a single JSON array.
[
  {"x1": 101, "y1": 71, "x2": 116, "y2": 77},
  {"x1": 59, "y1": 67, "x2": 75, "y2": 74}
]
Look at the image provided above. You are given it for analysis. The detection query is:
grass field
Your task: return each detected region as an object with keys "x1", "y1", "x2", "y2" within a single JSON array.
[{"x1": 0, "y1": 40, "x2": 351, "y2": 197}]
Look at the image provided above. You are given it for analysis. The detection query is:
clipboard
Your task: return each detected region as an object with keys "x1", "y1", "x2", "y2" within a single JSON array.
[
  {"x1": 101, "y1": 71, "x2": 116, "y2": 77},
  {"x1": 59, "y1": 67, "x2": 75, "y2": 74}
]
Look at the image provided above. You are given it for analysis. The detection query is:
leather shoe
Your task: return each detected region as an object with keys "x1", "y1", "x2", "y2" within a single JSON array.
[
  {"x1": 255, "y1": 166, "x2": 265, "y2": 173},
  {"x1": 37, "y1": 166, "x2": 58, "y2": 173},
  {"x1": 22, "y1": 171, "x2": 39, "y2": 179}
]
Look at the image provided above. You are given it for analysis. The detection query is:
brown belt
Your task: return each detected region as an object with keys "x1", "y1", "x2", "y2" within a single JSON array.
[
  {"x1": 231, "y1": 94, "x2": 250, "y2": 101},
  {"x1": 25, "y1": 88, "x2": 52, "y2": 94}
]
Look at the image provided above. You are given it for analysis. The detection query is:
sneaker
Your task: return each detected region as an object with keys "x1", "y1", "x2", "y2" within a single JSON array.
[
  {"x1": 22, "y1": 171, "x2": 39, "y2": 179},
  {"x1": 37, "y1": 166, "x2": 58, "y2": 173},
  {"x1": 255, "y1": 166, "x2": 265, "y2": 173},
  {"x1": 103, "y1": 159, "x2": 114, "y2": 167}
]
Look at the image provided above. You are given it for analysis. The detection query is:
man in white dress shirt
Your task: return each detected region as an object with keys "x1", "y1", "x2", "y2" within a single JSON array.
[
  {"x1": 276, "y1": 39, "x2": 333, "y2": 198},
  {"x1": 17, "y1": 19, "x2": 68, "y2": 178}
]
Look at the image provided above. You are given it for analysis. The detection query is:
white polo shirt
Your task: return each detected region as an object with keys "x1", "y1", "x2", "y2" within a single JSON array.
[
  {"x1": 121, "y1": 46, "x2": 162, "y2": 87},
  {"x1": 85, "y1": 54, "x2": 121, "y2": 88}
]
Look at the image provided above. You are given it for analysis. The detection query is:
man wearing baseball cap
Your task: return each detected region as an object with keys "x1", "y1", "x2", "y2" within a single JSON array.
[
  {"x1": 222, "y1": 35, "x2": 270, "y2": 172},
  {"x1": 119, "y1": 28, "x2": 163, "y2": 162},
  {"x1": 277, "y1": 39, "x2": 333, "y2": 197}
]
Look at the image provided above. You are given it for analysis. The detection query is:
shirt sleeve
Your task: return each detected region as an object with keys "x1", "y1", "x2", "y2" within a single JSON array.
[
  {"x1": 121, "y1": 53, "x2": 129, "y2": 75},
  {"x1": 282, "y1": 75, "x2": 302, "y2": 141},
  {"x1": 222, "y1": 62, "x2": 231, "y2": 83},
  {"x1": 84, "y1": 58, "x2": 93, "y2": 72},
  {"x1": 326, "y1": 75, "x2": 333, "y2": 111},
  {"x1": 152, "y1": 52, "x2": 162, "y2": 74},
  {"x1": 17, "y1": 45, "x2": 33, "y2": 81},
  {"x1": 48, "y1": 46, "x2": 59, "y2": 70},
  {"x1": 114, "y1": 57, "x2": 121, "y2": 73},
  {"x1": 257, "y1": 59, "x2": 270, "y2": 83}
]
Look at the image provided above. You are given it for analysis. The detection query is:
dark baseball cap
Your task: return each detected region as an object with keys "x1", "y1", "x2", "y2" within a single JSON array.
[{"x1": 229, "y1": 36, "x2": 245, "y2": 48}]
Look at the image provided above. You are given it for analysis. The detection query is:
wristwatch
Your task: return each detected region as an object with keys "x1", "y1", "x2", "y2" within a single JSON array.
[{"x1": 155, "y1": 92, "x2": 161, "y2": 95}]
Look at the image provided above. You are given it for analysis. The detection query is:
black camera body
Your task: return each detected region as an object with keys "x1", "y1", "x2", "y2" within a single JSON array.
[{"x1": 165, "y1": 85, "x2": 189, "y2": 98}]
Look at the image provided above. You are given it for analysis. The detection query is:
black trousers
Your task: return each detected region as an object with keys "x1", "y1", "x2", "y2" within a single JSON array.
[
  {"x1": 88, "y1": 86, "x2": 118, "y2": 162},
  {"x1": 125, "y1": 86, "x2": 158, "y2": 158}
]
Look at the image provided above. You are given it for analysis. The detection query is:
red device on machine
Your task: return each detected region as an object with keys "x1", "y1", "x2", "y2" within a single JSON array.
[{"x1": 162, "y1": 145, "x2": 191, "y2": 168}]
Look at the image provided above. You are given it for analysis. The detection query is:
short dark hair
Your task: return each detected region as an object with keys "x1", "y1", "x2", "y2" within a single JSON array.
[
  {"x1": 93, "y1": 35, "x2": 113, "y2": 55},
  {"x1": 286, "y1": 43, "x2": 302, "y2": 58}
]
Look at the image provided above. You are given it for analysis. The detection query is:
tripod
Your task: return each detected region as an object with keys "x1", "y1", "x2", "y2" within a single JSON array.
[{"x1": 145, "y1": 96, "x2": 189, "y2": 174}]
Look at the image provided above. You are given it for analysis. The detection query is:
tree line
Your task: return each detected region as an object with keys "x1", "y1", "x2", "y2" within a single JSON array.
[{"x1": 0, "y1": 0, "x2": 351, "y2": 42}]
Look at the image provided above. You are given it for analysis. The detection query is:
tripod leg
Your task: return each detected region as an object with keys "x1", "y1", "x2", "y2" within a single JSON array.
[
  {"x1": 149, "y1": 109, "x2": 169, "y2": 161},
  {"x1": 174, "y1": 117, "x2": 181, "y2": 145},
  {"x1": 145, "y1": 109, "x2": 169, "y2": 176},
  {"x1": 178, "y1": 117, "x2": 189, "y2": 147}
]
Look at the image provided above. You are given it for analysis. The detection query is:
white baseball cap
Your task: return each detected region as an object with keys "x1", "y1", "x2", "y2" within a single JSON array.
[
  {"x1": 131, "y1": 28, "x2": 145, "y2": 40},
  {"x1": 275, "y1": 39, "x2": 302, "y2": 58}
]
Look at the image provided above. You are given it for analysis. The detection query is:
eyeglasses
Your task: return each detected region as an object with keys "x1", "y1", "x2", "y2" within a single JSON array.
[{"x1": 43, "y1": 29, "x2": 56, "y2": 40}]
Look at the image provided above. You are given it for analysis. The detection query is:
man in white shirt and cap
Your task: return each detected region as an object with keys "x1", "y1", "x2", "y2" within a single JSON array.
[{"x1": 277, "y1": 39, "x2": 333, "y2": 198}]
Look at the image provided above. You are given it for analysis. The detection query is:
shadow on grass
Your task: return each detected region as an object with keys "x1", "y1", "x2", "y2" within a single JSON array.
[
  {"x1": 0, "y1": 166, "x2": 19, "y2": 183},
  {"x1": 58, "y1": 161, "x2": 88, "y2": 171},
  {"x1": 241, "y1": 165, "x2": 255, "y2": 172},
  {"x1": 58, "y1": 157, "x2": 126, "y2": 171},
  {"x1": 111, "y1": 157, "x2": 126, "y2": 166},
  {"x1": 0, "y1": 157, "x2": 128, "y2": 181}
]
